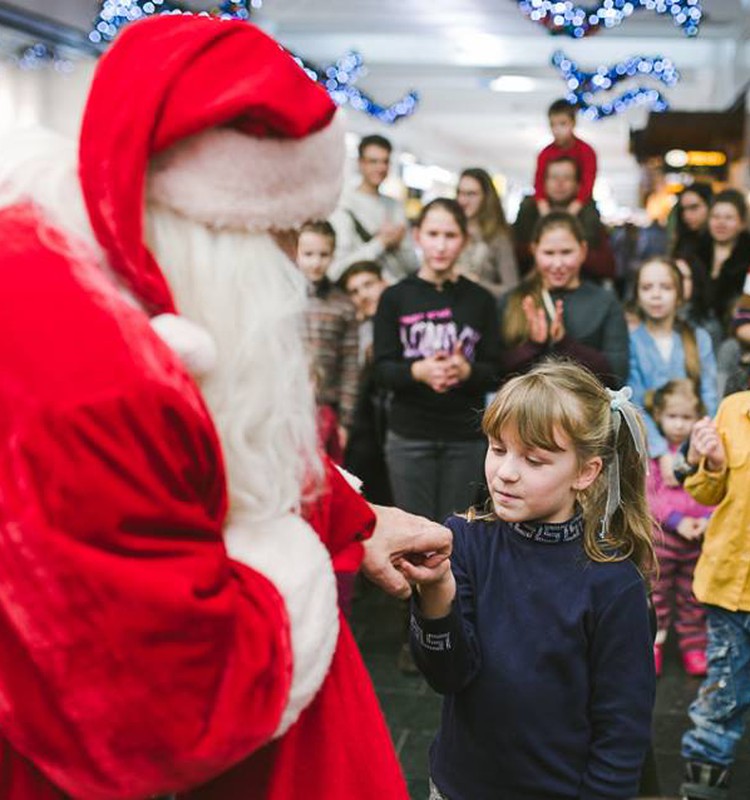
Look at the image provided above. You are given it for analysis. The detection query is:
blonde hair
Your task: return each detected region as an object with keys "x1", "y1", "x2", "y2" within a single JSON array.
[
  {"x1": 477, "y1": 360, "x2": 655, "y2": 576},
  {"x1": 635, "y1": 257, "x2": 701, "y2": 388}
]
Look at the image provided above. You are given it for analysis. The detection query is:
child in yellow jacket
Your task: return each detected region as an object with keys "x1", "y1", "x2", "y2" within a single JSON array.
[{"x1": 679, "y1": 390, "x2": 750, "y2": 800}]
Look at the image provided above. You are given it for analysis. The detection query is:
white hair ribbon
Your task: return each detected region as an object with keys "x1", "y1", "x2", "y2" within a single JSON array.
[{"x1": 600, "y1": 386, "x2": 648, "y2": 538}]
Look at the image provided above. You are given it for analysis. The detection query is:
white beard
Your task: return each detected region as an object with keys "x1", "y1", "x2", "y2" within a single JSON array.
[{"x1": 146, "y1": 203, "x2": 322, "y2": 524}]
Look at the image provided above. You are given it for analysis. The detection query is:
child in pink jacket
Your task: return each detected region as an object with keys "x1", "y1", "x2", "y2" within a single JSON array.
[{"x1": 646, "y1": 379, "x2": 714, "y2": 677}]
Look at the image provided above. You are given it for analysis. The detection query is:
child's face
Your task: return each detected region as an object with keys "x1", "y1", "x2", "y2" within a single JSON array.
[
  {"x1": 549, "y1": 113, "x2": 575, "y2": 146},
  {"x1": 296, "y1": 231, "x2": 334, "y2": 282},
  {"x1": 485, "y1": 424, "x2": 599, "y2": 525},
  {"x1": 415, "y1": 207, "x2": 465, "y2": 280},
  {"x1": 533, "y1": 226, "x2": 586, "y2": 291},
  {"x1": 345, "y1": 271, "x2": 386, "y2": 319},
  {"x1": 637, "y1": 262, "x2": 679, "y2": 324},
  {"x1": 656, "y1": 395, "x2": 699, "y2": 447}
]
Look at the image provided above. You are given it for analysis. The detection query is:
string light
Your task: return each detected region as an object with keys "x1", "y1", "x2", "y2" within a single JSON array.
[
  {"x1": 14, "y1": 42, "x2": 74, "y2": 72},
  {"x1": 552, "y1": 50, "x2": 678, "y2": 120},
  {"x1": 89, "y1": 0, "x2": 255, "y2": 44},
  {"x1": 517, "y1": 0, "x2": 702, "y2": 38},
  {"x1": 295, "y1": 51, "x2": 419, "y2": 124}
]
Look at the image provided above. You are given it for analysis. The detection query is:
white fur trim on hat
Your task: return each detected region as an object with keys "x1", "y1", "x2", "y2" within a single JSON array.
[
  {"x1": 150, "y1": 313, "x2": 218, "y2": 378},
  {"x1": 224, "y1": 513, "x2": 339, "y2": 737},
  {"x1": 147, "y1": 112, "x2": 346, "y2": 233}
]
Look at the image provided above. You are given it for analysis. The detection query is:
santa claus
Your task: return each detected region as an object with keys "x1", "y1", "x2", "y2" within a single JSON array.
[{"x1": 0, "y1": 14, "x2": 449, "y2": 800}]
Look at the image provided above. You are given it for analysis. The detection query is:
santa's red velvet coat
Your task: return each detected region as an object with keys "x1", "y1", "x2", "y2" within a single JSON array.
[{"x1": 0, "y1": 204, "x2": 407, "y2": 798}]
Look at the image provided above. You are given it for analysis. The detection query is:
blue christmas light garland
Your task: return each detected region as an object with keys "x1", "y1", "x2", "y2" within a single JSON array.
[
  {"x1": 517, "y1": 0, "x2": 702, "y2": 38},
  {"x1": 89, "y1": 0, "x2": 254, "y2": 44},
  {"x1": 15, "y1": 43, "x2": 74, "y2": 72},
  {"x1": 552, "y1": 50, "x2": 678, "y2": 120},
  {"x1": 295, "y1": 51, "x2": 419, "y2": 125}
]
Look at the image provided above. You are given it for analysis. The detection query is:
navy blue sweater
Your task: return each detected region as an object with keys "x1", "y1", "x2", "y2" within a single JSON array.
[{"x1": 411, "y1": 515, "x2": 655, "y2": 800}]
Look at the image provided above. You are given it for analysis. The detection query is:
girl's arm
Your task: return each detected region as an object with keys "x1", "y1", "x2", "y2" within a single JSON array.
[
  {"x1": 628, "y1": 334, "x2": 668, "y2": 458},
  {"x1": 401, "y1": 522, "x2": 482, "y2": 695},
  {"x1": 372, "y1": 287, "x2": 414, "y2": 390},
  {"x1": 697, "y1": 326, "x2": 719, "y2": 417},
  {"x1": 581, "y1": 577, "x2": 655, "y2": 800}
]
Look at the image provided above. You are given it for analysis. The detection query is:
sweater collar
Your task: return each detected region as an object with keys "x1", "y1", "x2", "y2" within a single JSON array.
[{"x1": 508, "y1": 512, "x2": 584, "y2": 544}]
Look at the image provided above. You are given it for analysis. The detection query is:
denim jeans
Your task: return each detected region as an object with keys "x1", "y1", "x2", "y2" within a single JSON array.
[
  {"x1": 384, "y1": 431, "x2": 486, "y2": 523},
  {"x1": 681, "y1": 604, "x2": 750, "y2": 767}
]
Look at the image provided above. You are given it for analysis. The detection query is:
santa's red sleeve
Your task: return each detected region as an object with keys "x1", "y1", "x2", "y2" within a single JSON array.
[{"x1": 0, "y1": 205, "x2": 319, "y2": 799}]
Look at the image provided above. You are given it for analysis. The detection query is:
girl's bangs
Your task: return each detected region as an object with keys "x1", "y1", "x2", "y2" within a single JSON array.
[{"x1": 483, "y1": 378, "x2": 575, "y2": 452}]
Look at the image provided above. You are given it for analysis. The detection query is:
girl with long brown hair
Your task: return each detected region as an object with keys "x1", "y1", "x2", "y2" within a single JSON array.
[
  {"x1": 627, "y1": 257, "x2": 718, "y2": 487},
  {"x1": 455, "y1": 167, "x2": 519, "y2": 298},
  {"x1": 399, "y1": 360, "x2": 656, "y2": 800},
  {"x1": 499, "y1": 212, "x2": 629, "y2": 387}
]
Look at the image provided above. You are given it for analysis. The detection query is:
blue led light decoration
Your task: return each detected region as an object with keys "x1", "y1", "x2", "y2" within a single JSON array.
[
  {"x1": 89, "y1": 0, "x2": 255, "y2": 44},
  {"x1": 294, "y1": 51, "x2": 419, "y2": 125},
  {"x1": 14, "y1": 43, "x2": 74, "y2": 72},
  {"x1": 552, "y1": 50, "x2": 679, "y2": 120},
  {"x1": 517, "y1": 0, "x2": 702, "y2": 38}
]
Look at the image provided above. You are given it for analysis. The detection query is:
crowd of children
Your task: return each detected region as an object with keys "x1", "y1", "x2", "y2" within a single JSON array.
[{"x1": 288, "y1": 98, "x2": 750, "y2": 800}]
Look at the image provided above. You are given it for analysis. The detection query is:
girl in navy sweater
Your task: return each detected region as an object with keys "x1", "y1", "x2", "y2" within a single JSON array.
[{"x1": 401, "y1": 360, "x2": 656, "y2": 800}]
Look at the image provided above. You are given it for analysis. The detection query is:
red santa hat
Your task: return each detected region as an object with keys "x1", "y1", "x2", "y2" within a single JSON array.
[{"x1": 79, "y1": 14, "x2": 344, "y2": 318}]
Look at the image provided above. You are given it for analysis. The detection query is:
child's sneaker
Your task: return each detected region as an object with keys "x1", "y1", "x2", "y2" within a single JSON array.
[
  {"x1": 653, "y1": 643, "x2": 663, "y2": 677},
  {"x1": 682, "y1": 649, "x2": 708, "y2": 677}
]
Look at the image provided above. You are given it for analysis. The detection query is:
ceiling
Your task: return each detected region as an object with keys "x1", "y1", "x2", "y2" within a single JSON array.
[{"x1": 1, "y1": 0, "x2": 749, "y2": 210}]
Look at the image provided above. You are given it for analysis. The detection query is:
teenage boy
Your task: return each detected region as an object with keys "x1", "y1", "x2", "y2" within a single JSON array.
[{"x1": 330, "y1": 134, "x2": 417, "y2": 282}]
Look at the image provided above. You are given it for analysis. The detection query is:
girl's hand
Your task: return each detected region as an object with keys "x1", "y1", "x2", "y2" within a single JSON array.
[
  {"x1": 411, "y1": 356, "x2": 452, "y2": 393},
  {"x1": 659, "y1": 452, "x2": 679, "y2": 488},
  {"x1": 688, "y1": 417, "x2": 727, "y2": 473},
  {"x1": 522, "y1": 295, "x2": 549, "y2": 344},
  {"x1": 444, "y1": 342, "x2": 471, "y2": 387},
  {"x1": 549, "y1": 299, "x2": 566, "y2": 344},
  {"x1": 395, "y1": 552, "x2": 453, "y2": 587},
  {"x1": 676, "y1": 516, "x2": 704, "y2": 541},
  {"x1": 396, "y1": 558, "x2": 456, "y2": 620}
]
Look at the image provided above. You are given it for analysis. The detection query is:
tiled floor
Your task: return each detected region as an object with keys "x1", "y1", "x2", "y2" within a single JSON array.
[{"x1": 351, "y1": 578, "x2": 750, "y2": 800}]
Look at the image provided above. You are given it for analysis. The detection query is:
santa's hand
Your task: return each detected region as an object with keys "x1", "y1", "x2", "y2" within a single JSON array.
[{"x1": 362, "y1": 505, "x2": 452, "y2": 599}]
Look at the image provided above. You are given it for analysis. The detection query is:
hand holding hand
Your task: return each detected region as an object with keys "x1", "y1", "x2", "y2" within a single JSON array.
[
  {"x1": 362, "y1": 505, "x2": 452, "y2": 599},
  {"x1": 687, "y1": 417, "x2": 727, "y2": 473},
  {"x1": 443, "y1": 342, "x2": 471, "y2": 387},
  {"x1": 412, "y1": 354, "x2": 452, "y2": 393}
]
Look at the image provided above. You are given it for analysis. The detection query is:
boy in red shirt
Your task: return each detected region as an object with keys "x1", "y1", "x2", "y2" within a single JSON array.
[{"x1": 534, "y1": 98, "x2": 597, "y2": 217}]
